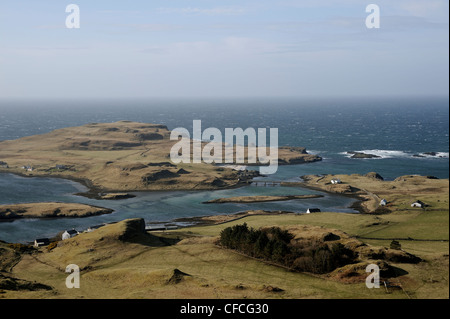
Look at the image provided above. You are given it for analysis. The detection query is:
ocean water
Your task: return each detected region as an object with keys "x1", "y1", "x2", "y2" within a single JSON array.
[{"x1": 0, "y1": 97, "x2": 448, "y2": 242}]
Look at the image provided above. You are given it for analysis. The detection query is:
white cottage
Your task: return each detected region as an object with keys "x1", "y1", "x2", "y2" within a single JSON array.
[
  {"x1": 306, "y1": 208, "x2": 321, "y2": 214},
  {"x1": 331, "y1": 179, "x2": 342, "y2": 184},
  {"x1": 62, "y1": 229, "x2": 79, "y2": 240},
  {"x1": 380, "y1": 199, "x2": 388, "y2": 206},
  {"x1": 411, "y1": 200, "x2": 425, "y2": 208}
]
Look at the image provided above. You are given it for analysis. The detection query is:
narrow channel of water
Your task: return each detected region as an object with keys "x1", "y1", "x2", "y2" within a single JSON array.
[{"x1": 0, "y1": 167, "x2": 358, "y2": 243}]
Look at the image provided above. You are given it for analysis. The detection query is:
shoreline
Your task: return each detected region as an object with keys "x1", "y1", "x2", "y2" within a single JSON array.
[
  {"x1": 0, "y1": 171, "x2": 395, "y2": 244},
  {"x1": 0, "y1": 202, "x2": 114, "y2": 221},
  {"x1": 4, "y1": 171, "x2": 447, "y2": 244},
  {"x1": 1, "y1": 171, "x2": 364, "y2": 212},
  {"x1": 296, "y1": 176, "x2": 370, "y2": 214},
  {"x1": 0, "y1": 171, "x2": 252, "y2": 200},
  {"x1": 203, "y1": 194, "x2": 324, "y2": 204},
  {"x1": 168, "y1": 210, "x2": 298, "y2": 228}
]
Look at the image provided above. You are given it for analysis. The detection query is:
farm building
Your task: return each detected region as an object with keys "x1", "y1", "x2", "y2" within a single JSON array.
[
  {"x1": 411, "y1": 200, "x2": 426, "y2": 208},
  {"x1": 34, "y1": 238, "x2": 50, "y2": 248},
  {"x1": 306, "y1": 208, "x2": 321, "y2": 214},
  {"x1": 62, "y1": 229, "x2": 79, "y2": 240}
]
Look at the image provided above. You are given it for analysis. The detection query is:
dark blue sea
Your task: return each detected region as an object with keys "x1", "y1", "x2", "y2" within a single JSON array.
[{"x1": 0, "y1": 97, "x2": 448, "y2": 242}]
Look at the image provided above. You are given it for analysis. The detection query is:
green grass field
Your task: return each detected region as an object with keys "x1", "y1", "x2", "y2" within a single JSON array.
[{"x1": 2, "y1": 209, "x2": 448, "y2": 299}]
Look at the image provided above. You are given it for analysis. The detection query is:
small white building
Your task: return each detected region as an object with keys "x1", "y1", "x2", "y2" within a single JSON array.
[
  {"x1": 331, "y1": 179, "x2": 342, "y2": 184},
  {"x1": 380, "y1": 199, "x2": 388, "y2": 206},
  {"x1": 62, "y1": 229, "x2": 79, "y2": 240},
  {"x1": 34, "y1": 238, "x2": 50, "y2": 248},
  {"x1": 306, "y1": 208, "x2": 321, "y2": 214},
  {"x1": 411, "y1": 200, "x2": 425, "y2": 208}
]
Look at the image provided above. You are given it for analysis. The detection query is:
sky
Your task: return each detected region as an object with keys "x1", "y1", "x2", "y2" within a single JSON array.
[{"x1": 0, "y1": 0, "x2": 448, "y2": 100}]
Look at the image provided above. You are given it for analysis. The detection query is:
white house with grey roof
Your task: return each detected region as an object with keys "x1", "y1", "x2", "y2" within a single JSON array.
[{"x1": 62, "y1": 229, "x2": 79, "y2": 240}]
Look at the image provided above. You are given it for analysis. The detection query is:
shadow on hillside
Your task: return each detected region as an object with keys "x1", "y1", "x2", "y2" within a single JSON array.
[{"x1": 125, "y1": 232, "x2": 184, "y2": 247}]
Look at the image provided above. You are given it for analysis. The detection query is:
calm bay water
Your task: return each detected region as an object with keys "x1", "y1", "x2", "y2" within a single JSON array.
[{"x1": 0, "y1": 97, "x2": 448, "y2": 242}]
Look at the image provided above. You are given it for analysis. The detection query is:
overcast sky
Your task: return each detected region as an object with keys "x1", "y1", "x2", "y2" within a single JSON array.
[{"x1": 0, "y1": 0, "x2": 448, "y2": 100}]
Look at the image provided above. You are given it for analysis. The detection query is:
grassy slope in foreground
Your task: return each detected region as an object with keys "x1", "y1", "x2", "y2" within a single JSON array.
[{"x1": 0, "y1": 121, "x2": 321, "y2": 195}]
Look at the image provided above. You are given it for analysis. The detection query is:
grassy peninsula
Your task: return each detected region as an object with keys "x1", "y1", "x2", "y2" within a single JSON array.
[
  {"x1": 0, "y1": 121, "x2": 321, "y2": 197},
  {"x1": 0, "y1": 202, "x2": 113, "y2": 220}
]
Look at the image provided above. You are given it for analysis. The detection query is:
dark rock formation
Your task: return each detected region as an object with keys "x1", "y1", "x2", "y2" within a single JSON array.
[
  {"x1": 210, "y1": 178, "x2": 226, "y2": 187},
  {"x1": 365, "y1": 172, "x2": 384, "y2": 180},
  {"x1": 117, "y1": 218, "x2": 146, "y2": 242},
  {"x1": 176, "y1": 168, "x2": 190, "y2": 174},
  {"x1": 0, "y1": 273, "x2": 52, "y2": 291},
  {"x1": 136, "y1": 133, "x2": 164, "y2": 141},
  {"x1": 141, "y1": 170, "x2": 180, "y2": 184},
  {"x1": 166, "y1": 269, "x2": 191, "y2": 284},
  {"x1": 323, "y1": 232, "x2": 341, "y2": 242},
  {"x1": 348, "y1": 151, "x2": 381, "y2": 159}
]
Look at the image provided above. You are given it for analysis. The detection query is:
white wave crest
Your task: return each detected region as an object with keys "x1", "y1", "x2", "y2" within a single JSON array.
[
  {"x1": 340, "y1": 150, "x2": 449, "y2": 159},
  {"x1": 416, "y1": 152, "x2": 449, "y2": 159}
]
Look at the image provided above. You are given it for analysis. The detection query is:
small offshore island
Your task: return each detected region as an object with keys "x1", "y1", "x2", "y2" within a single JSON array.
[{"x1": 0, "y1": 202, "x2": 113, "y2": 220}]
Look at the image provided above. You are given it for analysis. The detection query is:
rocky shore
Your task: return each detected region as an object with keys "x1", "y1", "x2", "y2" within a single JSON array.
[{"x1": 347, "y1": 151, "x2": 381, "y2": 159}]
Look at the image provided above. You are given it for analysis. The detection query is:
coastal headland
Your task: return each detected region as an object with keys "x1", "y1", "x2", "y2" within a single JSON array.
[
  {"x1": 300, "y1": 173, "x2": 449, "y2": 214},
  {"x1": 0, "y1": 121, "x2": 321, "y2": 198}
]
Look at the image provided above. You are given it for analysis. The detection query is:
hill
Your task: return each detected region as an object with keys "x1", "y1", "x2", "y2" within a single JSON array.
[{"x1": 2, "y1": 207, "x2": 447, "y2": 299}]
